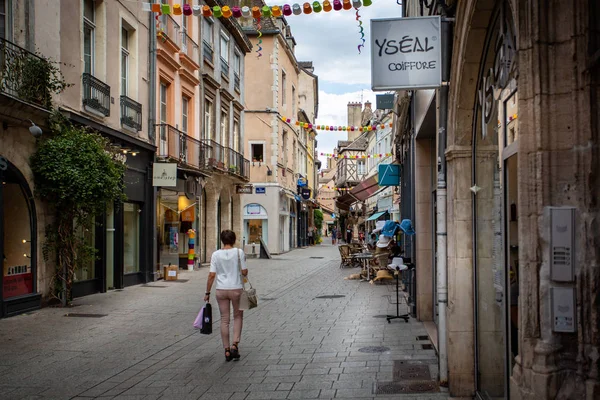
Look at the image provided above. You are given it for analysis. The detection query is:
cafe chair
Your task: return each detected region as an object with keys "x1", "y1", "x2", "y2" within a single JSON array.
[{"x1": 338, "y1": 245, "x2": 356, "y2": 269}]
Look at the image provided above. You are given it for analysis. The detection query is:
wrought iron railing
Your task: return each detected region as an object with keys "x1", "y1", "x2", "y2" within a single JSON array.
[
  {"x1": 0, "y1": 38, "x2": 54, "y2": 109},
  {"x1": 82, "y1": 73, "x2": 110, "y2": 116},
  {"x1": 203, "y1": 40, "x2": 213, "y2": 64},
  {"x1": 201, "y1": 139, "x2": 250, "y2": 180},
  {"x1": 234, "y1": 73, "x2": 240, "y2": 92},
  {"x1": 159, "y1": 15, "x2": 181, "y2": 48},
  {"x1": 120, "y1": 95, "x2": 142, "y2": 131},
  {"x1": 181, "y1": 32, "x2": 199, "y2": 65},
  {"x1": 220, "y1": 57, "x2": 229, "y2": 78},
  {"x1": 155, "y1": 124, "x2": 209, "y2": 170}
]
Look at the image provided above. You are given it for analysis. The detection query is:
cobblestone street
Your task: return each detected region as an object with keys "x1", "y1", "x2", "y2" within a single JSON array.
[{"x1": 0, "y1": 241, "x2": 446, "y2": 400}]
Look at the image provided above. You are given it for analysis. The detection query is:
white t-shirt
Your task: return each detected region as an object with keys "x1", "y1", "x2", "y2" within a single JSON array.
[{"x1": 209, "y1": 248, "x2": 247, "y2": 290}]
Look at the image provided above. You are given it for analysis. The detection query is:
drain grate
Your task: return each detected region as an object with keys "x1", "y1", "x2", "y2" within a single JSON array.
[
  {"x1": 358, "y1": 346, "x2": 389, "y2": 353},
  {"x1": 393, "y1": 362, "x2": 431, "y2": 381},
  {"x1": 374, "y1": 381, "x2": 439, "y2": 395},
  {"x1": 421, "y1": 344, "x2": 433, "y2": 350},
  {"x1": 142, "y1": 285, "x2": 168, "y2": 288},
  {"x1": 64, "y1": 313, "x2": 107, "y2": 318},
  {"x1": 416, "y1": 335, "x2": 429, "y2": 341},
  {"x1": 315, "y1": 295, "x2": 346, "y2": 299},
  {"x1": 173, "y1": 279, "x2": 189, "y2": 283},
  {"x1": 260, "y1": 298, "x2": 276, "y2": 301},
  {"x1": 309, "y1": 256, "x2": 324, "y2": 259},
  {"x1": 372, "y1": 315, "x2": 389, "y2": 318}
]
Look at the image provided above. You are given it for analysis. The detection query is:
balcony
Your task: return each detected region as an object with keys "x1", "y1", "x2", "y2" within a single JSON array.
[
  {"x1": 234, "y1": 73, "x2": 240, "y2": 92},
  {"x1": 202, "y1": 40, "x2": 213, "y2": 64},
  {"x1": 180, "y1": 33, "x2": 199, "y2": 69},
  {"x1": 159, "y1": 15, "x2": 181, "y2": 48},
  {"x1": 155, "y1": 124, "x2": 209, "y2": 170},
  {"x1": 220, "y1": 57, "x2": 229, "y2": 79},
  {"x1": 0, "y1": 37, "x2": 54, "y2": 110},
  {"x1": 120, "y1": 95, "x2": 142, "y2": 132},
  {"x1": 201, "y1": 139, "x2": 250, "y2": 181},
  {"x1": 82, "y1": 73, "x2": 110, "y2": 117}
]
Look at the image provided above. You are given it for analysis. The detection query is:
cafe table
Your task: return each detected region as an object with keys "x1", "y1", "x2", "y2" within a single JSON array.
[{"x1": 353, "y1": 252, "x2": 374, "y2": 281}]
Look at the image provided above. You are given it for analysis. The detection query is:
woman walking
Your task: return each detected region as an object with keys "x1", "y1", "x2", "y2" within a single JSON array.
[{"x1": 204, "y1": 230, "x2": 248, "y2": 361}]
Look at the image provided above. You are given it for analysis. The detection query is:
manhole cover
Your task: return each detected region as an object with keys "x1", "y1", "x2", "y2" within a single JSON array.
[
  {"x1": 310, "y1": 256, "x2": 324, "y2": 259},
  {"x1": 416, "y1": 335, "x2": 429, "y2": 341},
  {"x1": 421, "y1": 344, "x2": 433, "y2": 350},
  {"x1": 374, "y1": 381, "x2": 439, "y2": 394},
  {"x1": 64, "y1": 313, "x2": 107, "y2": 318},
  {"x1": 142, "y1": 285, "x2": 167, "y2": 288},
  {"x1": 315, "y1": 295, "x2": 346, "y2": 299},
  {"x1": 393, "y1": 363, "x2": 431, "y2": 381},
  {"x1": 372, "y1": 315, "x2": 388, "y2": 318},
  {"x1": 358, "y1": 346, "x2": 389, "y2": 353}
]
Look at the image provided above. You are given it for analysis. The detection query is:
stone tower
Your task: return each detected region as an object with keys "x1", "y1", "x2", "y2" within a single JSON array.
[{"x1": 347, "y1": 102, "x2": 363, "y2": 142}]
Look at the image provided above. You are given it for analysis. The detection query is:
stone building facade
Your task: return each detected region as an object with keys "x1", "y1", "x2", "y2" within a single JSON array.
[{"x1": 400, "y1": 0, "x2": 600, "y2": 398}]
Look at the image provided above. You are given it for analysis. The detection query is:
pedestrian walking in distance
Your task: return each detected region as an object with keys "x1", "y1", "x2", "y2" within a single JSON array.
[{"x1": 204, "y1": 230, "x2": 248, "y2": 361}]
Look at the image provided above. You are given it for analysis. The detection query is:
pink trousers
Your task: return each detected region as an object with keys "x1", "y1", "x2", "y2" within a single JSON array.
[{"x1": 215, "y1": 289, "x2": 243, "y2": 349}]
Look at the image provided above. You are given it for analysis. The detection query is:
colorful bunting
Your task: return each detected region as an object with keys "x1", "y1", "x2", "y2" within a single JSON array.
[
  {"x1": 280, "y1": 116, "x2": 393, "y2": 132},
  {"x1": 319, "y1": 152, "x2": 393, "y2": 159},
  {"x1": 144, "y1": 1, "x2": 372, "y2": 19}
]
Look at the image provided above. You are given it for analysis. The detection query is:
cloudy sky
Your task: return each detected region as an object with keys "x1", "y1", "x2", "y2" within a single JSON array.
[{"x1": 265, "y1": 1, "x2": 403, "y2": 169}]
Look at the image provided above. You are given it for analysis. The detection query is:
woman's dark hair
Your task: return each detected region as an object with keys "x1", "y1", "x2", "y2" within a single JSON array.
[{"x1": 220, "y1": 230, "x2": 236, "y2": 246}]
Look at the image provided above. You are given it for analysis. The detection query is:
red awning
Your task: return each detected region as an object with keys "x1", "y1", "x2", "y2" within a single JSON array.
[{"x1": 349, "y1": 175, "x2": 380, "y2": 202}]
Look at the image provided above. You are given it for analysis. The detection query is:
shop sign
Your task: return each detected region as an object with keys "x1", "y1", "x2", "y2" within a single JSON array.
[
  {"x1": 301, "y1": 188, "x2": 311, "y2": 200},
  {"x1": 3, "y1": 271, "x2": 33, "y2": 299},
  {"x1": 376, "y1": 94, "x2": 395, "y2": 110},
  {"x1": 378, "y1": 164, "x2": 401, "y2": 186},
  {"x1": 297, "y1": 177, "x2": 308, "y2": 187},
  {"x1": 371, "y1": 16, "x2": 442, "y2": 90},
  {"x1": 152, "y1": 163, "x2": 177, "y2": 187},
  {"x1": 255, "y1": 187, "x2": 266, "y2": 194},
  {"x1": 236, "y1": 185, "x2": 253, "y2": 194}
]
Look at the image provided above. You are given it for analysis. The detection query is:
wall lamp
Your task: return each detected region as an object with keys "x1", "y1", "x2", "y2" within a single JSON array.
[
  {"x1": 22, "y1": 239, "x2": 31, "y2": 243},
  {"x1": 266, "y1": 166, "x2": 272, "y2": 176}
]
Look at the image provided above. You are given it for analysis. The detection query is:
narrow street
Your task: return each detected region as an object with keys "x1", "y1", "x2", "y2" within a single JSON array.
[{"x1": 0, "y1": 240, "x2": 445, "y2": 400}]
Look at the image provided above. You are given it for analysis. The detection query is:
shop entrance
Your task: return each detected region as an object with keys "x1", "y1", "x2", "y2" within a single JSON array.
[{"x1": 0, "y1": 156, "x2": 40, "y2": 317}]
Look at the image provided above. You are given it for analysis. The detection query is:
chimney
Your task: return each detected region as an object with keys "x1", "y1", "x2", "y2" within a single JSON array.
[{"x1": 364, "y1": 101, "x2": 372, "y2": 109}]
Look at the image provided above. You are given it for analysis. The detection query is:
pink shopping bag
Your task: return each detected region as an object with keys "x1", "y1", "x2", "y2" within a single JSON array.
[{"x1": 193, "y1": 306, "x2": 204, "y2": 329}]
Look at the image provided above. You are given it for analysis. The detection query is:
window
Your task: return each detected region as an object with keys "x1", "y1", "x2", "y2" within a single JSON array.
[
  {"x1": 203, "y1": 17, "x2": 213, "y2": 44},
  {"x1": 182, "y1": 97, "x2": 189, "y2": 134},
  {"x1": 282, "y1": 130, "x2": 288, "y2": 165},
  {"x1": 357, "y1": 160, "x2": 366, "y2": 175},
  {"x1": 281, "y1": 71, "x2": 287, "y2": 108},
  {"x1": 83, "y1": 0, "x2": 96, "y2": 75},
  {"x1": 204, "y1": 99, "x2": 213, "y2": 140},
  {"x1": 220, "y1": 33, "x2": 229, "y2": 63},
  {"x1": 0, "y1": 0, "x2": 9, "y2": 40},
  {"x1": 292, "y1": 86, "x2": 296, "y2": 115},
  {"x1": 220, "y1": 111, "x2": 228, "y2": 146},
  {"x1": 159, "y1": 83, "x2": 168, "y2": 124},
  {"x1": 233, "y1": 119, "x2": 240, "y2": 152},
  {"x1": 251, "y1": 143, "x2": 264, "y2": 162},
  {"x1": 233, "y1": 51, "x2": 241, "y2": 90},
  {"x1": 121, "y1": 27, "x2": 129, "y2": 96},
  {"x1": 159, "y1": 83, "x2": 168, "y2": 153}
]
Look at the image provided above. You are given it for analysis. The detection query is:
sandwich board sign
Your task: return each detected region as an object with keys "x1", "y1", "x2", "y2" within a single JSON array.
[
  {"x1": 371, "y1": 16, "x2": 442, "y2": 90},
  {"x1": 378, "y1": 164, "x2": 400, "y2": 186}
]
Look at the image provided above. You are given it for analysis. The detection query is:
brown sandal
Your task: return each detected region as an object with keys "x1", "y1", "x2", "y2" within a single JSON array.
[
  {"x1": 224, "y1": 347, "x2": 232, "y2": 362},
  {"x1": 231, "y1": 343, "x2": 240, "y2": 360}
]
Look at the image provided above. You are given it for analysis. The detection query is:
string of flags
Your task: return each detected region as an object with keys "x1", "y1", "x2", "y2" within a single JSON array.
[
  {"x1": 281, "y1": 116, "x2": 393, "y2": 132},
  {"x1": 143, "y1": 0, "x2": 373, "y2": 19},
  {"x1": 498, "y1": 114, "x2": 518, "y2": 125},
  {"x1": 320, "y1": 152, "x2": 393, "y2": 159}
]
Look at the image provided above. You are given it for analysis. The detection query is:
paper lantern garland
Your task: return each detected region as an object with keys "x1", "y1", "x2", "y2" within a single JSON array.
[
  {"x1": 320, "y1": 152, "x2": 393, "y2": 159},
  {"x1": 145, "y1": 1, "x2": 372, "y2": 19}
]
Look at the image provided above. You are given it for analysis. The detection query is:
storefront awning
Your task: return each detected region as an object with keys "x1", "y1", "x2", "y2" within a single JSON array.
[
  {"x1": 366, "y1": 211, "x2": 387, "y2": 221},
  {"x1": 349, "y1": 175, "x2": 380, "y2": 202}
]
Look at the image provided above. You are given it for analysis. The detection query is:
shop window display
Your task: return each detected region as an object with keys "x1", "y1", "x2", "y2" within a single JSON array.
[
  {"x1": 123, "y1": 203, "x2": 140, "y2": 274},
  {"x1": 2, "y1": 180, "x2": 33, "y2": 299},
  {"x1": 158, "y1": 189, "x2": 198, "y2": 270}
]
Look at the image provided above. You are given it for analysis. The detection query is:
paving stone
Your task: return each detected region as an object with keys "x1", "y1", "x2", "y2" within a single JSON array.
[{"x1": 286, "y1": 389, "x2": 320, "y2": 399}]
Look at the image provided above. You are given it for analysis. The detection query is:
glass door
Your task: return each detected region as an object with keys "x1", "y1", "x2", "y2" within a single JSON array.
[
  {"x1": 123, "y1": 203, "x2": 140, "y2": 274},
  {"x1": 105, "y1": 206, "x2": 115, "y2": 289}
]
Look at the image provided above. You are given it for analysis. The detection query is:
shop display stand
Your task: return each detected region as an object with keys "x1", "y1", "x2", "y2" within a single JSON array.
[{"x1": 387, "y1": 266, "x2": 410, "y2": 323}]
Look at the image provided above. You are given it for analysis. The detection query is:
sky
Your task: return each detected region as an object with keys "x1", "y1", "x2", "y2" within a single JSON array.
[{"x1": 265, "y1": 1, "x2": 403, "y2": 170}]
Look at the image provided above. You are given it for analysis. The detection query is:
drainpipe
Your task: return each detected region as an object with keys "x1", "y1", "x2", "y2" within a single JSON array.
[
  {"x1": 149, "y1": 3, "x2": 158, "y2": 280},
  {"x1": 437, "y1": 12, "x2": 453, "y2": 390}
]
